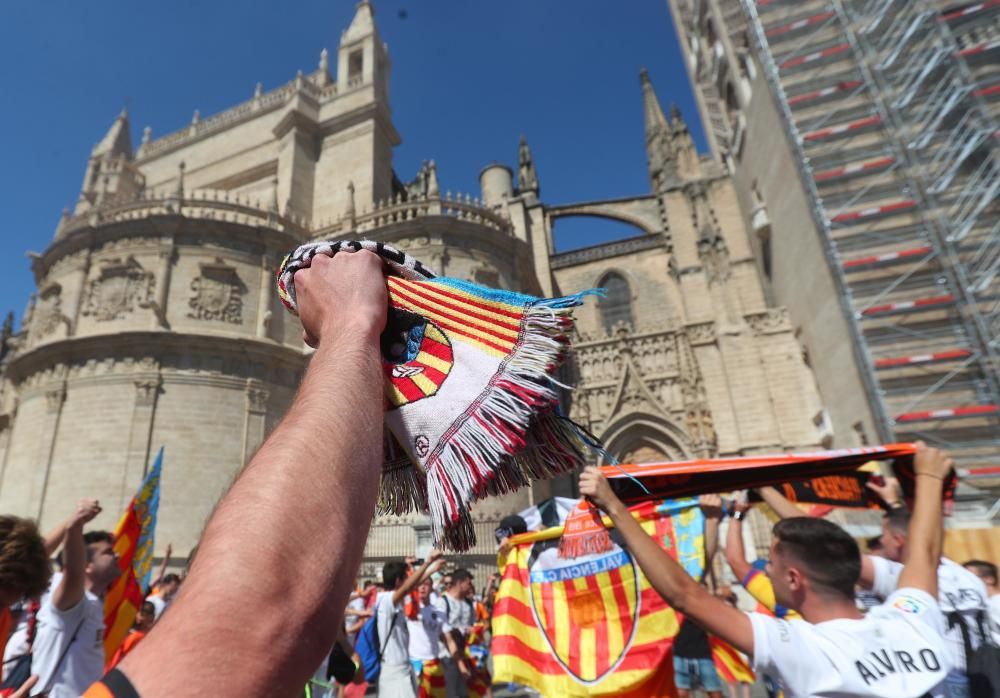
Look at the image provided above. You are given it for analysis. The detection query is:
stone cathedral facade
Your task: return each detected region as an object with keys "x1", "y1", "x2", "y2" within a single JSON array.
[{"x1": 0, "y1": 2, "x2": 829, "y2": 580}]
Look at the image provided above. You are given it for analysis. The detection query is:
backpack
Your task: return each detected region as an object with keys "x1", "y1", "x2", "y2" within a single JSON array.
[
  {"x1": 354, "y1": 597, "x2": 399, "y2": 684},
  {"x1": 947, "y1": 609, "x2": 1000, "y2": 698}
]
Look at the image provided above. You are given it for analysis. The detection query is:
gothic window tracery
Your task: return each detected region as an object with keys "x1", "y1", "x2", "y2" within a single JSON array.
[{"x1": 598, "y1": 272, "x2": 633, "y2": 334}]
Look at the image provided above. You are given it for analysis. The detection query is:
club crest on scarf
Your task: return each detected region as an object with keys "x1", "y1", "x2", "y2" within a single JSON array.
[
  {"x1": 382, "y1": 309, "x2": 454, "y2": 409},
  {"x1": 528, "y1": 541, "x2": 640, "y2": 683},
  {"x1": 276, "y1": 239, "x2": 598, "y2": 550}
]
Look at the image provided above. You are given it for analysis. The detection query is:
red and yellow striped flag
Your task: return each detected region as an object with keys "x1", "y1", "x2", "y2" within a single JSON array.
[
  {"x1": 103, "y1": 449, "x2": 162, "y2": 660},
  {"x1": 709, "y1": 635, "x2": 755, "y2": 684},
  {"x1": 492, "y1": 498, "x2": 705, "y2": 697}
]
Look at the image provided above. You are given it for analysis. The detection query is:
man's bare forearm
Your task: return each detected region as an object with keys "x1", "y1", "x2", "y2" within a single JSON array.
[
  {"x1": 725, "y1": 517, "x2": 751, "y2": 581},
  {"x1": 756, "y1": 486, "x2": 804, "y2": 520},
  {"x1": 604, "y1": 500, "x2": 700, "y2": 611},
  {"x1": 52, "y1": 521, "x2": 85, "y2": 611},
  {"x1": 897, "y1": 475, "x2": 944, "y2": 596},
  {"x1": 122, "y1": 330, "x2": 383, "y2": 696}
]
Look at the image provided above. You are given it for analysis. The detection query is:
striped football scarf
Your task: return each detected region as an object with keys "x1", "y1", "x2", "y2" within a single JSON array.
[{"x1": 277, "y1": 240, "x2": 596, "y2": 550}]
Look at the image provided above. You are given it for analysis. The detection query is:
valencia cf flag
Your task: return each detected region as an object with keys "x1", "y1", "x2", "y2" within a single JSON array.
[{"x1": 492, "y1": 499, "x2": 705, "y2": 697}]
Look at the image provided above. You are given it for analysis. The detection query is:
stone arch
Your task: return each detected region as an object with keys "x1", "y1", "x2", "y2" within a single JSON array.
[
  {"x1": 600, "y1": 413, "x2": 692, "y2": 464},
  {"x1": 546, "y1": 196, "x2": 663, "y2": 236}
]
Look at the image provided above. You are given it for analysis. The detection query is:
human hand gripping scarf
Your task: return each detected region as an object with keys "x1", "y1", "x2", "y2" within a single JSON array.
[{"x1": 277, "y1": 240, "x2": 597, "y2": 550}]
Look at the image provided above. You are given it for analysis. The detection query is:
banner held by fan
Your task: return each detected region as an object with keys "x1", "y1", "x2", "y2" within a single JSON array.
[
  {"x1": 277, "y1": 240, "x2": 599, "y2": 550},
  {"x1": 492, "y1": 497, "x2": 703, "y2": 697},
  {"x1": 104, "y1": 448, "x2": 163, "y2": 660},
  {"x1": 599, "y1": 444, "x2": 955, "y2": 504}
]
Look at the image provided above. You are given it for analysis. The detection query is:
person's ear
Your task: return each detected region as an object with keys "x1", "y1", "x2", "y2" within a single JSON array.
[{"x1": 786, "y1": 566, "x2": 804, "y2": 592}]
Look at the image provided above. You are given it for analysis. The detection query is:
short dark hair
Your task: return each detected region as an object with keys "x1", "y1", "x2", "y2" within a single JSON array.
[
  {"x1": 883, "y1": 507, "x2": 911, "y2": 535},
  {"x1": 83, "y1": 530, "x2": 114, "y2": 546},
  {"x1": 162, "y1": 573, "x2": 181, "y2": 585},
  {"x1": 772, "y1": 517, "x2": 861, "y2": 598},
  {"x1": 383, "y1": 561, "x2": 409, "y2": 590},
  {"x1": 83, "y1": 530, "x2": 114, "y2": 562},
  {"x1": 140, "y1": 601, "x2": 156, "y2": 616},
  {"x1": 865, "y1": 535, "x2": 883, "y2": 552},
  {"x1": 0, "y1": 516, "x2": 52, "y2": 599},
  {"x1": 963, "y1": 560, "x2": 998, "y2": 585},
  {"x1": 451, "y1": 568, "x2": 473, "y2": 584}
]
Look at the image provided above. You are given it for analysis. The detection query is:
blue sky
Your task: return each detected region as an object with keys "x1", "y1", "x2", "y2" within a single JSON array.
[{"x1": 0, "y1": 0, "x2": 705, "y2": 325}]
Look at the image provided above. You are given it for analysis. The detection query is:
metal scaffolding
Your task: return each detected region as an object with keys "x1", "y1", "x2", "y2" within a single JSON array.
[{"x1": 741, "y1": 0, "x2": 1000, "y2": 471}]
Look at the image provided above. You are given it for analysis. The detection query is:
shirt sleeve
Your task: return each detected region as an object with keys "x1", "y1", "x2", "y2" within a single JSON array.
[
  {"x1": 38, "y1": 595, "x2": 87, "y2": 630},
  {"x1": 748, "y1": 613, "x2": 817, "y2": 692},
  {"x1": 880, "y1": 588, "x2": 946, "y2": 637},
  {"x1": 869, "y1": 556, "x2": 904, "y2": 600}
]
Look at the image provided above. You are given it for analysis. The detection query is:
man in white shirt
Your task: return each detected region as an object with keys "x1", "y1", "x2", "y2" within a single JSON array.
[
  {"x1": 850, "y1": 489, "x2": 990, "y2": 695},
  {"x1": 962, "y1": 560, "x2": 1000, "y2": 645},
  {"x1": 580, "y1": 442, "x2": 955, "y2": 697},
  {"x1": 408, "y1": 577, "x2": 468, "y2": 692},
  {"x1": 31, "y1": 499, "x2": 120, "y2": 697},
  {"x1": 376, "y1": 555, "x2": 444, "y2": 697},
  {"x1": 433, "y1": 569, "x2": 475, "y2": 698}
]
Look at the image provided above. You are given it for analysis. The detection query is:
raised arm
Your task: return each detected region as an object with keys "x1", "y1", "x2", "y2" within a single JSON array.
[
  {"x1": 119, "y1": 250, "x2": 389, "y2": 697},
  {"x1": 394, "y1": 550, "x2": 444, "y2": 605},
  {"x1": 43, "y1": 499, "x2": 99, "y2": 557},
  {"x1": 51, "y1": 499, "x2": 101, "y2": 612},
  {"x1": 145, "y1": 543, "x2": 172, "y2": 597},
  {"x1": 699, "y1": 495, "x2": 722, "y2": 585},
  {"x1": 724, "y1": 499, "x2": 753, "y2": 583},
  {"x1": 755, "y1": 486, "x2": 804, "y2": 520},
  {"x1": 897, "y1": 443, "x2": 951, "y2": 596},
  {"x1": 579, "y1": 468, "x2": 754, "y2": 655}
]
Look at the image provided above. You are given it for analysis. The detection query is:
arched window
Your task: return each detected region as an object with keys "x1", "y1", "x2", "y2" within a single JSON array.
[{"x1": 598, "y1": 273, "x2": 633, "y2": 333}]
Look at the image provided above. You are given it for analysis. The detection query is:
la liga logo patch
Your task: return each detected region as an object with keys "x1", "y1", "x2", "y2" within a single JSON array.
[{"x1": 892, "y1": 595, "x2": 926, "y2": 615}]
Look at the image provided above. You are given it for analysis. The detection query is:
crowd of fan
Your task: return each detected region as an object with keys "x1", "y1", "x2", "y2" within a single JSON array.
[
  {"x1": 3, "y1": 457, "x2": 997, "y2": 698},
  {"x1": 0, "y1": 253, "x2": 999, "y2": 698}
]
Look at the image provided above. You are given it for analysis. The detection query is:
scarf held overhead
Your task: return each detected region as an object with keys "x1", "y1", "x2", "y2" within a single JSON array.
[
  {"x1": 599, "y1": 444, "x2": 956, "y2": 504},
  {"x1": 277, "y1": 240, "x2": 595, "y2": 550}
]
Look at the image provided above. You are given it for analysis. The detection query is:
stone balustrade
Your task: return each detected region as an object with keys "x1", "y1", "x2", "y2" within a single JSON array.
[
  {"x1": 353, "y1": 191, "x2": 512, "y2": 234},
  {"x1": 58, "y1": 188, "x2": 309, "y2": 238},
  {"x1": 61, "y1": 189, "x2": 512, "y2": 241},
  {"x1": 137, "y1": 73, "x2": 334, "y2": 160}
]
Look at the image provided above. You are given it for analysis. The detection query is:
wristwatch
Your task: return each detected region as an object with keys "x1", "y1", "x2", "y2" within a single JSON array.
[{"x1": 733, "y1": 510, "x2": 746, "y2": 522}]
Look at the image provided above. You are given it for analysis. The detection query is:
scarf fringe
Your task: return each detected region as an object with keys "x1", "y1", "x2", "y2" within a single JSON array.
[{"x1": 424, "y1": 297, "x2": 594, "y2": 550}]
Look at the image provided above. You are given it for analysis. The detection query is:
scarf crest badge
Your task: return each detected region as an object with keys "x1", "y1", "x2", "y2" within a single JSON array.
[{"x1": 277, "y1": 239, "x2": 601, "y2": 550}]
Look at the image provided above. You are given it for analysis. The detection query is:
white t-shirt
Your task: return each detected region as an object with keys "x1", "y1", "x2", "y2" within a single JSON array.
[
  {"x1": 751, "y1": 588, "x2": 950, "y2": 697},
  {"x1": 433, "y1": 594, "x2": 474, "y2": 636},
  {"x1": 376, "y1": 592, "x2": 410, "y2": 670},
  {"x1": 870, "y1": 556, "x2": 988, "y2": 675},
  {"x1": 988, "y1": 594, "x2": 1000, "y2": 645},
  {"x1": 345, "y1": 596, "x2": 366, "y2": 646},
  {"x1": 147, "y1": 594, "x2": 167, "y2": 619},
  {"x1": 407, "y1": 603, "x2": 451, "y2": 661},
  {"x1": 30, "y1": 585, "x2": 106, "y2": 698}
]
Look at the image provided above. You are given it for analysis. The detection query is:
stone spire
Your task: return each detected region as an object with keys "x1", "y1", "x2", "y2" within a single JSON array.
[
  {"x1": 427, "y1": 161, "x2": 439, "y2": 197},
  {"x1": 317, "y1": 48, "x2": 331, "y2": 86},
  {"x1": 640, "y1": 69, "x2": 676, "y2": 192},
  {"x1": 345, "y1": 180, "x2": 356, "y2": 226},
  {"x1": 517, "y1": 136, "x2": 539, "y2": 195},
  {"x1": 342, "y1": 0, "x2": 376, "y2": 44},
  {"x1": 669, "y1": 104, "x2": 702, "y2": 179},
  {"x1": 91, "y1": 108, "x2": 133, "y2": 160}
]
